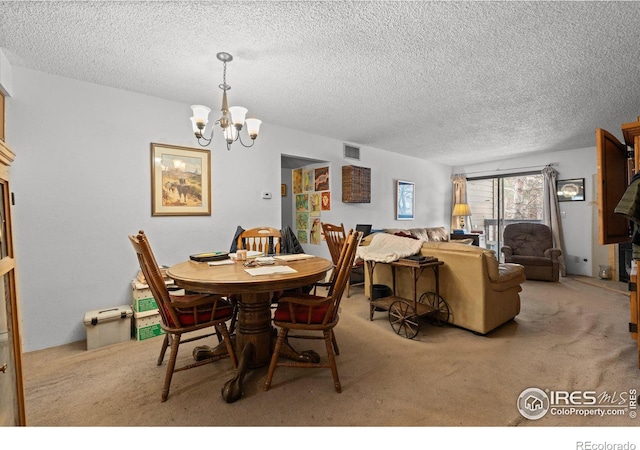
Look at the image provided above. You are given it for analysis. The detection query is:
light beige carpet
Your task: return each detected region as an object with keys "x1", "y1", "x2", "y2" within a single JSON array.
[{"x1": 21, "y1": 276, "x2": 639, "y2": 430}]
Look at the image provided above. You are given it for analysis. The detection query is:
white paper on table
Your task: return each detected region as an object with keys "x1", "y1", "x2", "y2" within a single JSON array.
[
  {"x1": 272, "y1": 254, "x2": 315, "y2": 262},
  {"x1": 244, "y1": 266, "x2": 298, "y2": 276},
  {"x1": 208, "y1": 259, "x2": 235, "y2": 266}
]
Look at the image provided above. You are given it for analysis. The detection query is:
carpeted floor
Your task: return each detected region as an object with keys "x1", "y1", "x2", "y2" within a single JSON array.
[{"x1": 21, "y1": 276, "x2": 639, "y2": 431}]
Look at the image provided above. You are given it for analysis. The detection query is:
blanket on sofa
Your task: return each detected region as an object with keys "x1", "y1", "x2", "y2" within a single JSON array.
[{"x1": 356, "y1": 232, "x2": 423, "y2": 263}]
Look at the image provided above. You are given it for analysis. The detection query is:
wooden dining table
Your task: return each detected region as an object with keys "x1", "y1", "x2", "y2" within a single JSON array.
[{"x1": 167, "y1": 255, "x2": 333, "y2": 402}]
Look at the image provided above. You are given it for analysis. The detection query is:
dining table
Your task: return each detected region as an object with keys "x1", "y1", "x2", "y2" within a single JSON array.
[{"x1": 167, "y1": 254, "x2": 333, "y2": 403}]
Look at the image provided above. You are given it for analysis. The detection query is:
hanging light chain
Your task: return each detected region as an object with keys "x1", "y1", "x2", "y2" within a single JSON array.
[{"x1": 219, "y1": 60, "x2": 230, "y2": 92}]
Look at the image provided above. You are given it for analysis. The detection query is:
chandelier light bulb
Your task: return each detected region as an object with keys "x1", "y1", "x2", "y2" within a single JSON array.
[{"x1": 224, "y1": 123, "x2": 238, "y2": 143}]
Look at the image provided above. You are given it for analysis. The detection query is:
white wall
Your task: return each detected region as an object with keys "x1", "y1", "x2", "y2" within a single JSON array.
[
  {"x1": 452, "y1": 147, "x2": 604, "y2": 276},
  {"x1": 7, "y1": 67, "x2": 452, "y2": 351}
]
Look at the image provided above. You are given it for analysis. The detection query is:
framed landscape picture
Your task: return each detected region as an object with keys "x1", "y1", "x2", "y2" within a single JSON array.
[
  {"x1": 151, "y1": 143, "x2": 211, "y2": 216},
  {"x1": 396, "y1": 180, "x2": 415, "y2": 220}
]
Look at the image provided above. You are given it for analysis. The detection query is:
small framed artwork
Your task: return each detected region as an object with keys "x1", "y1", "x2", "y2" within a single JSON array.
[
  {"x1": 151, "y1": 143, "x2": 211, "y2": 216},
  {"x1": 396, "y1": 180, "x2": 415, "y2": 220},
  {"x1": 557, "y1": 178, "x2": 585, "y2": 202},
  {"x1": 281, "y1": 184, "x2": 287, "y2": 197}
]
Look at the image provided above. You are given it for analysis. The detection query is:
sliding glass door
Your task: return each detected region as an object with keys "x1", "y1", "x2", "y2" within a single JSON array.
[{"x1": 467, "y1": 173, "x2": 543, "y2": 259}]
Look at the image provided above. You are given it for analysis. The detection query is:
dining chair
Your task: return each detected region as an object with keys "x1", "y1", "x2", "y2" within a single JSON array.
[
  {"x1": 230, "y1": 226, "x2": 284, "y2": 332},
  {"x1": 263, "y1": 229, "x2": 360, "y2": 394},
  {"x1": 321, "y1": 222, "x2": 364, "y2": 297},
  {"x1": 237, "y1": 226, "x2": 282, "y2": 255},
  {"x1": 313, "y1": 222, "x2": 346, "y2": 295},
  {"x1": 129, "y1": 230, "x2": 237, "y2": 402},
  {"x1": 322, "y1": 222, "x2": 346, "y2": 263}
]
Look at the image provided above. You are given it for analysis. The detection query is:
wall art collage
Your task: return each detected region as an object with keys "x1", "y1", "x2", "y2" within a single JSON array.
[{"x1": 293, "y1": 165, "x2": 331, "y2": 244}]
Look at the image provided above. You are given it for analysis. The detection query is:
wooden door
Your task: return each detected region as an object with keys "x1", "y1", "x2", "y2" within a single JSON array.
[{"x1": 596, "y1": 128, "x2": 631, "y2": 245}]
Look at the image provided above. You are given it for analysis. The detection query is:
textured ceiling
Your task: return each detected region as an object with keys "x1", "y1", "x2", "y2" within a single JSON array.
[{"x1": 2, "y1": 1, "x2": 640, "y2": 165}]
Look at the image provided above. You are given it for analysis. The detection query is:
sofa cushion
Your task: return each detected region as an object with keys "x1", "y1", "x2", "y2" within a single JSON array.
[
  {"x1": 421, "y1": 241, "x2": 487, "y2": 254},
  {"x1": 510, "y1": 255, "x2": 554, "y2": 267},
  {"x1": 383, "y1": 226, "x2": 449, "y2": 242},
  {"x1": 393, "y1": 231, "x2": 419, "y2": 240}
]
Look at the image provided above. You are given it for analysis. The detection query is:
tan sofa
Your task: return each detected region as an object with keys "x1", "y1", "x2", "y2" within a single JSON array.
[{"x1": 362, "y1": 231, "x2": 525, "y2": 335}]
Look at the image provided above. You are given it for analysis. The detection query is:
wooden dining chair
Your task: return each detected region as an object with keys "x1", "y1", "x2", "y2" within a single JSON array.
[
  {"x1": 237, "y1": 226, "x2": 282, "y2": 255},
  {"x1": 129, "y1": 230, "x2": 237, "y2": 402},
  {"x1": 313, "y1": 222, "x2": 346, "y2": 295},
  {"x1": 321, "y1": 222, "x2": 364, "y2": 297},
  {"x1": 229, "y1": 226, "x2": 284, "y2": 332},
  {"x1": 322, "y1": 222, "x2": 346, "y2": 263},
  {"x1": 263, "y1": 229, "x2": 360, "y2": 394}
]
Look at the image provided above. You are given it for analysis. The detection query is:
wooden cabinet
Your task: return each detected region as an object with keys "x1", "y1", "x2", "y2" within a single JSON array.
[
  {"x1": 0, "y1": 92, "x2": 26, "y2": 425},
  {"x1": 629, "y1": 268, "x2": 640, "y2": 369},
  {"x1": 0, "y1": 93, "x2": 4, "y2": 142}
]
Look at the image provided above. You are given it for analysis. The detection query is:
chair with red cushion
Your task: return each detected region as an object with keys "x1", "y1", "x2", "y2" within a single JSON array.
[
  {"x1": 263, "y1": 229, "x2": 360, "y2": 393},
  {"x1": 129, "y1": 230, "x2": 237, "y2": 402}
]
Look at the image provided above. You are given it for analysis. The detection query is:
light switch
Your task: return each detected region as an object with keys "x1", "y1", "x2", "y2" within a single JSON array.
[{"x1": 561, "y1": 211, "x2": 566, "y2": 218}]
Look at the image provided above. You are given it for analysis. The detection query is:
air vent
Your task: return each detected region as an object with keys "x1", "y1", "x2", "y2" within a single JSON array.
[{"x1": 343, "y1": 144, "x2": 360, "y2": 160}]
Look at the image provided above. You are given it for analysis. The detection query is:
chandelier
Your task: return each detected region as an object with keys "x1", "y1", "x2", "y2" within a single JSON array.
[{"x1": 190, "y1": 52, "x2": 262, "y2": 150}]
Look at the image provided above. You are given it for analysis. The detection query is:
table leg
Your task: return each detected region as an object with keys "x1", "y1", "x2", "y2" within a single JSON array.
[
  {"x1": 368, "y1": 261, "x2": 378, "y2": 320},
  {"x1": 219, "y1": 292, "x2": 273, "y2": 402},
  {"x1": 235, "y1": 292, "x2": 274, "y2": 367},
  {"x1": 221, "y1": 342, "x2": 253, "y2": 403}
]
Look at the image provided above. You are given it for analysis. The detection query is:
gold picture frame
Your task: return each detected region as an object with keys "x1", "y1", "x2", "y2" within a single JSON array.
[
  {"x1": 151, "y1": 143, "x2": 211, "y2": 216},
  {"x1": 281, "y1": 183, "x2": 287, "y2": 197}
]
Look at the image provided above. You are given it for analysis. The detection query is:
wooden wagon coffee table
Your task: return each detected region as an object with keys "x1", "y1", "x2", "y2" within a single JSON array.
[{"x1": 368, "y1": 258, "x2": 449, "y2": 339}]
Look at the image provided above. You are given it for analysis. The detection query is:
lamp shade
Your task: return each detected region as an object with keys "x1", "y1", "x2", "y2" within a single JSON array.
[
  {"x1": 190, "y1": 105, "x2": 211, "y2": 125},
  {"x1": 229, "y1": 106, "x2": 248, "y2": 128},
  {"x1": 245, "y1": 118, "x2": 262, "y2": 139},
  {"x1": 452, "y1": 203, "x2": 471, "y2": 216}
]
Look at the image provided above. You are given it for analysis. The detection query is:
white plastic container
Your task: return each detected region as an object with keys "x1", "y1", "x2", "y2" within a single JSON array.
[{"x1": 83, "y1": 305, "x2": 133, "y2": 350}]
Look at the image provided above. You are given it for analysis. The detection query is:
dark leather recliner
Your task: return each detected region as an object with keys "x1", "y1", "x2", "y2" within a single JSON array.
[{"x1": 501, "y1": 223, "x2": 562, "y2": 282}]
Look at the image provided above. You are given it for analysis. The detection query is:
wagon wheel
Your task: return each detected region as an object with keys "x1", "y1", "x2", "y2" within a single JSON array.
[
  {"x1": 418, "y1": 292, "x2": 450, "y2": 326},
  {"x1": 388, "y1": 300, "x2": 420, "y2": 339}
]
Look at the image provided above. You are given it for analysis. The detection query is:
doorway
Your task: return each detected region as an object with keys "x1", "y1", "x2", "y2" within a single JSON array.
[{"x1": 280, "y1": 154, "x2": 328, "y2": 231}]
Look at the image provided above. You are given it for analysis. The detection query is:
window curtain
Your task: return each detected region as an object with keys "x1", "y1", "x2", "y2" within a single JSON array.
[
  {"x1": 451, "y1": 174, "x2": 468, "y2": 231},
  {"x1": 542, "y1": 165, "x2": 567, "y2": 276}
]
